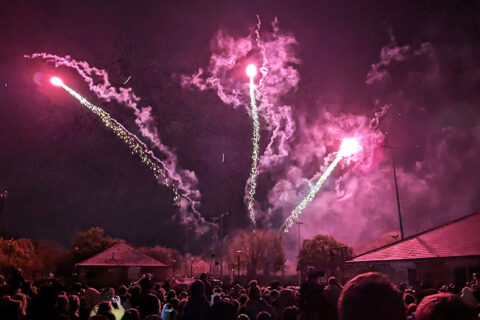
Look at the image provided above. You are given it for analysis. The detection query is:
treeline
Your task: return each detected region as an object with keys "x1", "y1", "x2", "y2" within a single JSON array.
[{"x1": 0, "y1": 226, "x2": 393, "y2": 280}]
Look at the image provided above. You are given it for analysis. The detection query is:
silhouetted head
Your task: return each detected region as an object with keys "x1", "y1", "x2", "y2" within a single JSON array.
[
  {"x1": 211, "y1": 299, "x2": 236, "y2": 320},
  {"x1": 239, "y1": 294, "x2": 249, "y2": 306},
  {"x1": 139, "y1": 274, "x2": 153, "y2": 292},
  {"x1": 403, "y1": 292, "x2": 416, "y2": 306},
  {"x1": 249, "y1": 286, "x2": 261, "y2": 301},
  {"x1": 118, "y1": 285, "x2": 128, "y2": 296},
  {"x1": 122, "y1": 308, "x2": 140, "y2": 320},
  {"x1": 97, "y1": 301, "x2": 112, "y2": 315},
  {"x1": 328, "y1": 276, "x2": 338, "y2": 285},
  {"x1": 282, "y1": 305, "x2": 299, "y2": 320},
  {"x1": 139, "y1": 293, "x2": 160, "y2": 317},
  {"x1": 415, "y1": 292, "x2": 476, "y2": 320},
  {"x1": 190, "y1": 280, "x2": 205, "y2": 299},
  {"x1": 256, "y1": 311, "x2": 272, "y2": 320},
  {"x1": 338, "y1": 272, "x2": 405, "y2": 320},
  {"x1": 167, "y1": 289, "x2": 176, "y2": 301},
  {"x1": 56, "y1": 295, "x2": 69, "y2": 314}
]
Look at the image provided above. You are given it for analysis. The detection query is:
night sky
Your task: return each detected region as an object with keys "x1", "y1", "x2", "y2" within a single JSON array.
[{"x1": 1, "y1": 1, "x2": 479, "y2": 254}]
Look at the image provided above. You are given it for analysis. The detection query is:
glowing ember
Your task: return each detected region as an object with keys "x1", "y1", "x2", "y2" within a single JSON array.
[
  {"x1": 339, "y1": 137, "x2": 361, "y2": 157},
  {"x1": 50, "y1": 76, "x2": 63, "y2": 87},
  {"x1": 246, "y1": 64, "x2": 257, "y2": 78}
]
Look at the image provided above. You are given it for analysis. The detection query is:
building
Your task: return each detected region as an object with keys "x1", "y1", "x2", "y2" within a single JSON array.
[
  {"x1": 346, "y1": 212, "x2": 480, "y2": 287},
  {"x1": 76, "y1": 242, "x2": 172, "y2": 287}
]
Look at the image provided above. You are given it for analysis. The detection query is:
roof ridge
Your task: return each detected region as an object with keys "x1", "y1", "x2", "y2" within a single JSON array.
[
  {"x1": 75, "y1": 242, "x2": 166, "y2": 266},
  {"x1": 351, "y1": 210, "x2": 480, "y2": 260}
]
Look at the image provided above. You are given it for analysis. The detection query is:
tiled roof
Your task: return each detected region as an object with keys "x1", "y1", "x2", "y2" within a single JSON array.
[
  {"x1": 76, "y1": 242, "x2": 168, "y2": 267},
  {"x1": 348, "y1": 212, "x2": 480, "y2": 263}
]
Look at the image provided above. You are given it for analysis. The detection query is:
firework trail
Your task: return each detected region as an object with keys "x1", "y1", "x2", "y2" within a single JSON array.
[
  {"x1": 51, "y1": 77, "x2": 180, "y2": 195},
  {"x1": 49, "y1": 77, "x2": 211, "y2": 230},
  {"x1": 281, "y1": 138, "x2": 361, "y2": 232},
  {"x1": 26, "y1": 53, "x2": 207, "y2": 230},
  {"x1": 246, "y1": 64, "x2": 260, "y2": 224},
  {"x1": 181, "y1": 17, "x2": 299, "y2": 222}
]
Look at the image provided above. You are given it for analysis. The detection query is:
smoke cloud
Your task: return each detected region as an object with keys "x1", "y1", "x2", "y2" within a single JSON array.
[
  {"x1": 181, "y1": 17, "x2": 299, "y2": 217},
  {"x1": 25, "y1": 53, "x2": 213, "y2": 233}
]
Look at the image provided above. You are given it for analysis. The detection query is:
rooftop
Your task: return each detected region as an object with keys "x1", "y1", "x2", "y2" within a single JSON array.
[
  {"x1": 348, "y1": 211, "x2": 480, "y2": 263},
  {"x1": 76, "y1": 242, "x2": 169, "y2": 267}
]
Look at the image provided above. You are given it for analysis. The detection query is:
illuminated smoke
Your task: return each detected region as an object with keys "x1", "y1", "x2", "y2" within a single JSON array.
[
  {"x1": 281, "y1": 138, "x2": 361, "y2": 232},
  {"x1": 51, "y1": 80, "x2": 214, "y2": 231},
  {"x1": 281, "y1": 154, "x2": 343, "y2": 233},
  {"x1": 271, "y1": 31, "x2": 478, "y2": 252},
  {"x1": 181, "y1": 17, "x2": 299, "y2": 219},
  {"x1": 268, "y1": 111, "x2": 386, "y2": 243},
  {"x1": 366, "y1": 31, "x2": 433, "y2": 85},
  {"x1": 26, "y1": 53, "x2": 209, "y2": 232}
]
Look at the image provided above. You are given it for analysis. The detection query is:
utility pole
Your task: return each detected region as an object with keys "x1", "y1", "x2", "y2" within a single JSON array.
[
  {"x1": 296, "y1": 221, "x2": 304, "y2": 285},
  {"x1": 190, "y1": 258, "x2": 194, "y2": 278},
  {"x1": 383, "y1": 144, "x2": 405, "y2": 240},
  {"x1": 184, "y1": 225, "x2": 189, "y2": 278},
  {"x1": 211, "y1": 210, "x2": 229, "y2": 277},
  {"x1": 297, "y1": 221, "x2": 304, "y2": 253},
  {"x1": 391, "y1": 150, "x2": 404, "y2": 240},
  {"x1": 235, "y1": 250, "x2": 242, "y2": 278}
]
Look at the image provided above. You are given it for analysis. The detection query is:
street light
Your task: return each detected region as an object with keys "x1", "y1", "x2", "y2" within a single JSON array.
[
  {"x1": 190, "y1": 258, "x2": 195, "y2": 278},
  {"x1": 235, "y1": 250, "x2": 243, "y2": 278},
  {"x1": 171, "y1": 259, "x2": 177, "y2": 277}
]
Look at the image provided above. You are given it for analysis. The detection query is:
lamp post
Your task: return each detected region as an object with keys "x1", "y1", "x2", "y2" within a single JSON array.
[
  {"x1": 190, "y1": 258, "x2": 194, "y2": 278},
  {"x1": 235, "y1": 250, "x2": 242, "y2": 278},
  {"x1": 171, "y1": 259, "x2": 176, "y2": 277},
  {"x1": 296, "y1": 221, "x2": 304, "y2": 285}
]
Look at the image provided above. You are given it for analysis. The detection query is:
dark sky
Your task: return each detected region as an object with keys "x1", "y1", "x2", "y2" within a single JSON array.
[{"x1": 1, "y1": 0, "x2": 479, "y2": 253}]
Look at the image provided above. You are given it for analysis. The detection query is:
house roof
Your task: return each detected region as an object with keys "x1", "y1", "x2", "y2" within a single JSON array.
[
  {"x1": 348, "y1": 211, "x2": 480, "y2": 263},
  {"x1": 76, "y1": 242, "x2": 169, "y2": 267}
]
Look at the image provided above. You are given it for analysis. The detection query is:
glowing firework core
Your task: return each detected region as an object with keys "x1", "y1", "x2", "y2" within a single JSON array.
[
  {"x1": 246, "y1": 64, "x2": 257, "y2": 78},
  {"x1": 50, "y1": 76, "x2": 63, "y2": 87},
  {"x1": 339, "y1": 138, "x2": 361, "y2": 157}
]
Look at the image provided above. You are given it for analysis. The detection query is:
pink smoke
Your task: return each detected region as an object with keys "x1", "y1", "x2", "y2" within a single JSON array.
[
  {"x1": 25, "y1": 53, "x2": 213, "y2": 233},
  {"x1": 365, "y1": 34, "x2": 434, "y2": 85},
  {"x1": 181, "y1": 17, "x2": 299, "y2": 214}
]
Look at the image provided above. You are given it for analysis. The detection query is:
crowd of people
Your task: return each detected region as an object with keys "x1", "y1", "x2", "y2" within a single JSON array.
[{"x1": 0, "y1": 267, "x2": 479, "y2": 320}]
